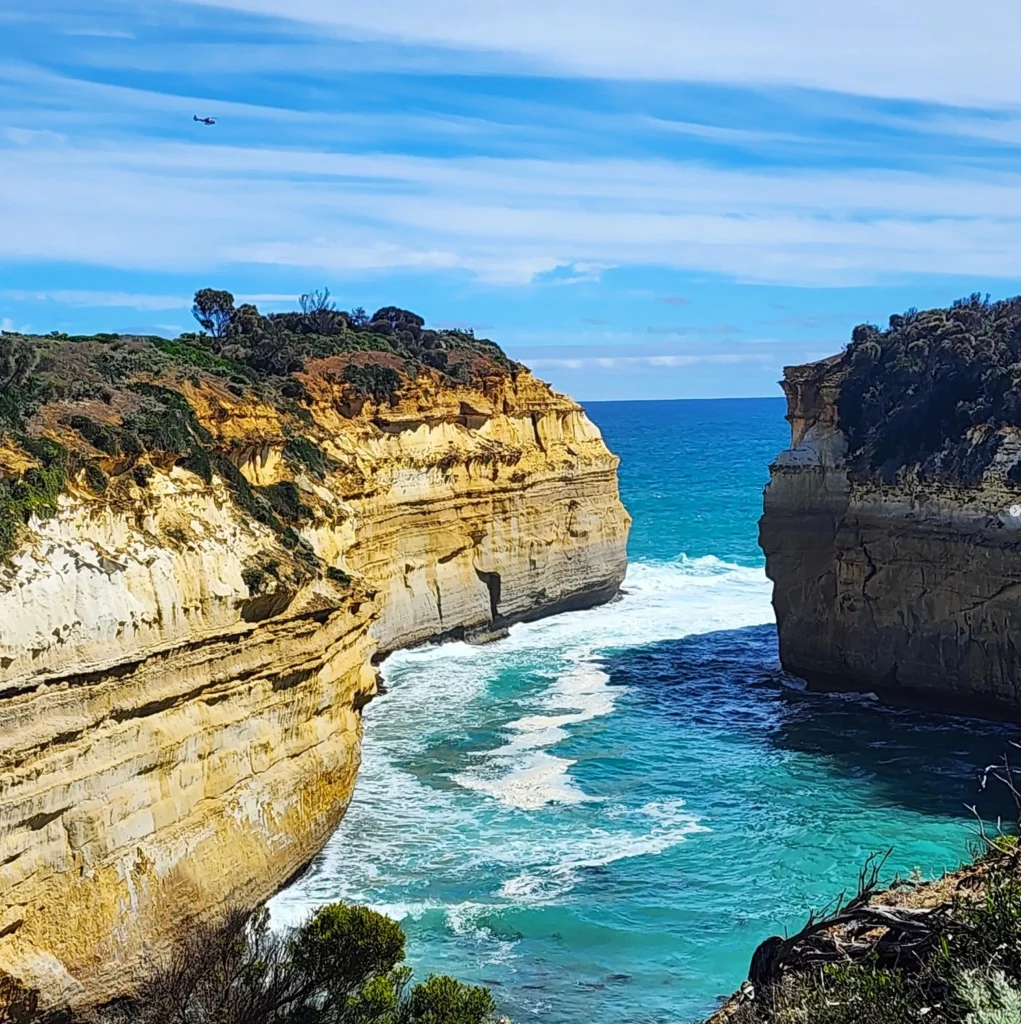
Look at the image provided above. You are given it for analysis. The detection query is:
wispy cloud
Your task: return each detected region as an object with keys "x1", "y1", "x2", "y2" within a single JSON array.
[
  {"x1": 0, "y1": 289, "x2": 191, "y2": 309},
  {"x1": 646, "y1": 324, "x2": 742, "y2": 336},
  {"x1": 176, "y1": 0, "x2": 1021, "y2": 108},
  {"x1": 6, "y1": 130, "x2": 1021, "y2": 286},
  {"x1": 63, "y1": 27, "x2": 134, "y2": 38},
  {"x1": 763, "y1": 313, "x2": 856, "y2": 329},
  {"x1": 528, "y1": 352, "x2": 772, "y2": 370}
]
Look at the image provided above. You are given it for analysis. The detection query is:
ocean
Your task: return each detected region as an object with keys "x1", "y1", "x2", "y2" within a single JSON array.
[{"x1": 269, "y1": 397, "x2": 1018, "y2": 1024}]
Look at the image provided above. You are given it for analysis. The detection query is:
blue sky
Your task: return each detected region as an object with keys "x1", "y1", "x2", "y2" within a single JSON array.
[{"x1": 3, "y1": 1, "x2": 1021, "y2": 400}]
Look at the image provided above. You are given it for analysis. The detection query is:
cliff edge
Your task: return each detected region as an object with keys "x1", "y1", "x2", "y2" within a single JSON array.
[
  {"x1": 0, "y1": 301, "x2": 630, "y2": 1007},
  {"x1": 760, "y1": 294, "x2": 1021, "y2": 717}
]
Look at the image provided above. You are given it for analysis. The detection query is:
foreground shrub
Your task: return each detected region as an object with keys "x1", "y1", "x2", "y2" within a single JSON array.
[
  {"x1": 738, "y1": 857, "x2": 1021, "y2": 1024},
  {"x1": 956, "y1": 970, "x2": 1021, "y2": 1024},
  {"x1": 104, "y1": 903, "x2": 497, "y2": 1024}
]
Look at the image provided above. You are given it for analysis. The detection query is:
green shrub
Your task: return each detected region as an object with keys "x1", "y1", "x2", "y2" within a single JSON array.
[
  {"x1": 241, "y1": 566, "x2": 267, "y2": 594},
  {"x1": 178, "y1": 448, "x2": 213, "y2": 485},
  {"x1": 343, "y1": 364, "x2": 402, "y2": 404},
  {"x1": 772, "y1": 962, "x2": 921, "y2": 1024},
  {"x1": 69, "y1": 414, "x2": 121, "y2": 455},
  {"x1": 956, "y1": 969, "x2": 1021, "y2": 1024},
  {"x1": 84, "y1": 463, "x2": 108, "y2": 494},
  {"x1": 403, "y1": 974, "x2": 497, "y2": 1024},
  {"x1": 284, "y1": 434, "x2": 328, "y2": 478},
  {"x1": 124, "y1": 383, "x2": 212, "y2": 454},
  {"x1": 327, "y1": 566, "x2": 352, "y2": 587},
  {"x1": 99, "y1": 902, "x2": 498, "y2": 1024},
  {"x1": 838, "y1": 294, "x2": 1021, "y2": 484},
  {"x1": 261, "y1": 481, "x2": 313, "y2": 522},
  {"x1": 0, "y1": 438, "x2": 72, "y2": 562},
  {"x1": 154, "y1": 338, "x2": 250, "y2": 379}
]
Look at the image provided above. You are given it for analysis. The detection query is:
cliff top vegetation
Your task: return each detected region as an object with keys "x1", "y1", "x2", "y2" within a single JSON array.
[
  {"x1": 836, "y1": 293, "x2": 1021, "y2": 486},
  {"x1": 0, "y1": 287, "x2": 517, "y2": 436},
  {"x1": 0, "y1": 288, "x2": 521, "y2": 566}
]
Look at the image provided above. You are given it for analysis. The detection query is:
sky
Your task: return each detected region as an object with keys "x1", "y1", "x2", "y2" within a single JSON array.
[{"x1": 3, "y1": 2, "x2": 1021, "y2": 400}]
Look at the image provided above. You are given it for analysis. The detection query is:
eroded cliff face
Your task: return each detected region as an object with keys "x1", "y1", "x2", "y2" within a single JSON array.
[
  {"x1": 0, "y1": 367, "x2": 629, "y2": 1007},
  {"x1": 760, "y1": 357, "x2": 1021, "y2": 717}
]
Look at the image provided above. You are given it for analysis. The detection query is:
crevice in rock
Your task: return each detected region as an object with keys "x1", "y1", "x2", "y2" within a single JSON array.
[
  {"x1": 21, "y1": 808, "x2": 66, "y2": 832},
  {"x1": 530, "y1": 413, "x2": 546, "y2": 453},
  {"x1": 272, "y1": 667, "x2": 316, "y2": 693},
  {"x1": 474, "y1": 568, "x2": 502, "y2": 621},
  {"x1": 109, "y1": 681, "x2": 217, "y2": 724},
  {"x1": 861, "y1": 543, "x2": 879, "y2": 597},
  {"x1": 431, "y1": 578, "x2": 444, "y2": 623}
]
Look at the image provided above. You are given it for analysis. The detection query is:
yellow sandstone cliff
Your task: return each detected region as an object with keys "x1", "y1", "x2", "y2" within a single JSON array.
[{"x1": 0, "y1": 364, "x2": 630, "y2": 1007}]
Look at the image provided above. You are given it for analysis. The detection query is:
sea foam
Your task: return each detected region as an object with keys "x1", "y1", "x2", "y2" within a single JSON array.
[{"x1": 269, "y1": 556, "x2": 773, "y2": 930}]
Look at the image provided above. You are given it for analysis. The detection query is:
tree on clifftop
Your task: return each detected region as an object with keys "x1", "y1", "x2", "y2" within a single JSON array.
[{"x1": 191, "y1": 288, "x2": 236, "y2": 341}]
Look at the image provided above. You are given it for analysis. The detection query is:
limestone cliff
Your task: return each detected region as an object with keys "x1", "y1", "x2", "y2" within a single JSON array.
[
  {"x1": 761, "y1": 297, "x2": 1021, "y2": 717},
  {"x1": 0, "y1": 326, "x2": 629, "y2": 1007}
]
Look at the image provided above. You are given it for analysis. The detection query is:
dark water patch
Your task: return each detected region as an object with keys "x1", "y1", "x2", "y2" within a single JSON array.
[{"x1": 603, "y1": 624, "x2": 1019, "y2": 825}]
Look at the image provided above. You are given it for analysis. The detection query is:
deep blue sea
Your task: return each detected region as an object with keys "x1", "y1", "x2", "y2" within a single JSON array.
[{"x1": 271, "y1": 398, "x2": 1018, "y2": 1024}]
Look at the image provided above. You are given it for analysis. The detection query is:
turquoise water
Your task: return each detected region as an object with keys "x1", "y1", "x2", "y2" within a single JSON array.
[{"x1": 271, "y1": 398, "x2": 1018, "y2": 1024}]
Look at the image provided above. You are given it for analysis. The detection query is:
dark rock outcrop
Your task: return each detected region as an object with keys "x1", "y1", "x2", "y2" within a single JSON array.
[{"x1": 760, "y1": 353, "x2": 1021, "y2": 718}]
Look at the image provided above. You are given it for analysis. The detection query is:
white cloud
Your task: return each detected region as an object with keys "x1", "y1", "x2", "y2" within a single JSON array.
[
  {"x1": 1, "y1": 317, "x2": 14, "y2": 332},
  {"x1": 6, "y1": 134, "x2": 1021, "y2": 287},
  {"x1": 0, "y1": 289, "x2": 191, "y2": 309},
  {"x1": 528, "y1": 353, "x2": 772, "y2": 370},
  {"x1": 63, "y1": 28, "x2": 135, "y2": 38},
  {"x1": 178, "y1": 0, "x2": 1021, "y2": 108}
]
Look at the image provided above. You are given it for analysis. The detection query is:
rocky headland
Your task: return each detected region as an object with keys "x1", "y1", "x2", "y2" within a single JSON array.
[
  {"x1": 707, "y1": 294, "x2": 1021, "y2": 1024},
  {"x1": 0, "y1": 298, "x2": 630, "y2": 1008},
  {"x1": 760, "y1": 294, "x2": 1021, "y2": 718}
]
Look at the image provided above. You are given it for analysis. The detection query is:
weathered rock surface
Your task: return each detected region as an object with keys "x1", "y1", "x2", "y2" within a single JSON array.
[
  {"x1": 760, "y1": 357, "x2": 1021, "y2": 717},
  {"x1": 0, "y1": 368, "x2": 629, "y2": 1006}
]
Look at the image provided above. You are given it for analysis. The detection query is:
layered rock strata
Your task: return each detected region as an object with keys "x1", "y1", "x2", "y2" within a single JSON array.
[
  {"x1": 0, "y1": 368, "x2": 629, "y2": 1006},
  {"x1": 760, "y1": 357, "x2": 1021, "y2": 716}
]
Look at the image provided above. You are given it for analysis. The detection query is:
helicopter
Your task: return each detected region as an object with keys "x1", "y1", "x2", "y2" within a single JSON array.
[{"x1": 193, "y1": 115, "x2": 216, "y2": 125}]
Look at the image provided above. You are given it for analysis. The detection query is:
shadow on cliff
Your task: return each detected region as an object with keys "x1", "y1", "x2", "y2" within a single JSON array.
[{"x1": 603, "y1": 624, "x2": 1020, "y2": 824}]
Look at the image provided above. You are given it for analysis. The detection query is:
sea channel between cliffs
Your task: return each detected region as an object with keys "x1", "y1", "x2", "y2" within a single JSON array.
[
  {"x1": 268, "y1": 397, "x2": 1021, "y2": 1024},
  {"x1": 4, "y1": 300, "x2": 1021, "y2": 1024}
]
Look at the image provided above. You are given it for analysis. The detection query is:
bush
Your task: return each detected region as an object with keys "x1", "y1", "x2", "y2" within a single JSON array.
[
  {"x1": 772, "y1": 962, "x2": 920, "y2": 1024},
  {"x1": 92, "y1": 903, "x2": 497, "y2": 1024},
  {"x1": 837, "y1": 294, "x2": 1021, "y2": 484},
  {"x1": 956, "y1": 970, "x2": 1021, "y2": 1024},
  {"x1": 0, "y1": 438, "x2": 71, "y2": 562},
  {"x1": 83, "y1": 463, "x2": 108, "y2": 494},
  {"x1": 343, "y1": 364, "x2": 402, "y2": 404},
  {"x1": 327, "y1": 565, "x2": 352, "y2": 586},
  {"x1": 69, "y1": 415, "x2": 121, "y2": 455},
  {"x1": 124, "y1": 383, "x2": 213, "y2": 455},
  {"x1": 261, "y1": 481, "x2": 313, "y2": 522},
  {"x1": 284, "y1": 435, "x2": 328, "y2": 479},
  {"x1": 241, "y1": 566, "x2": 268, "y2": 594}
]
